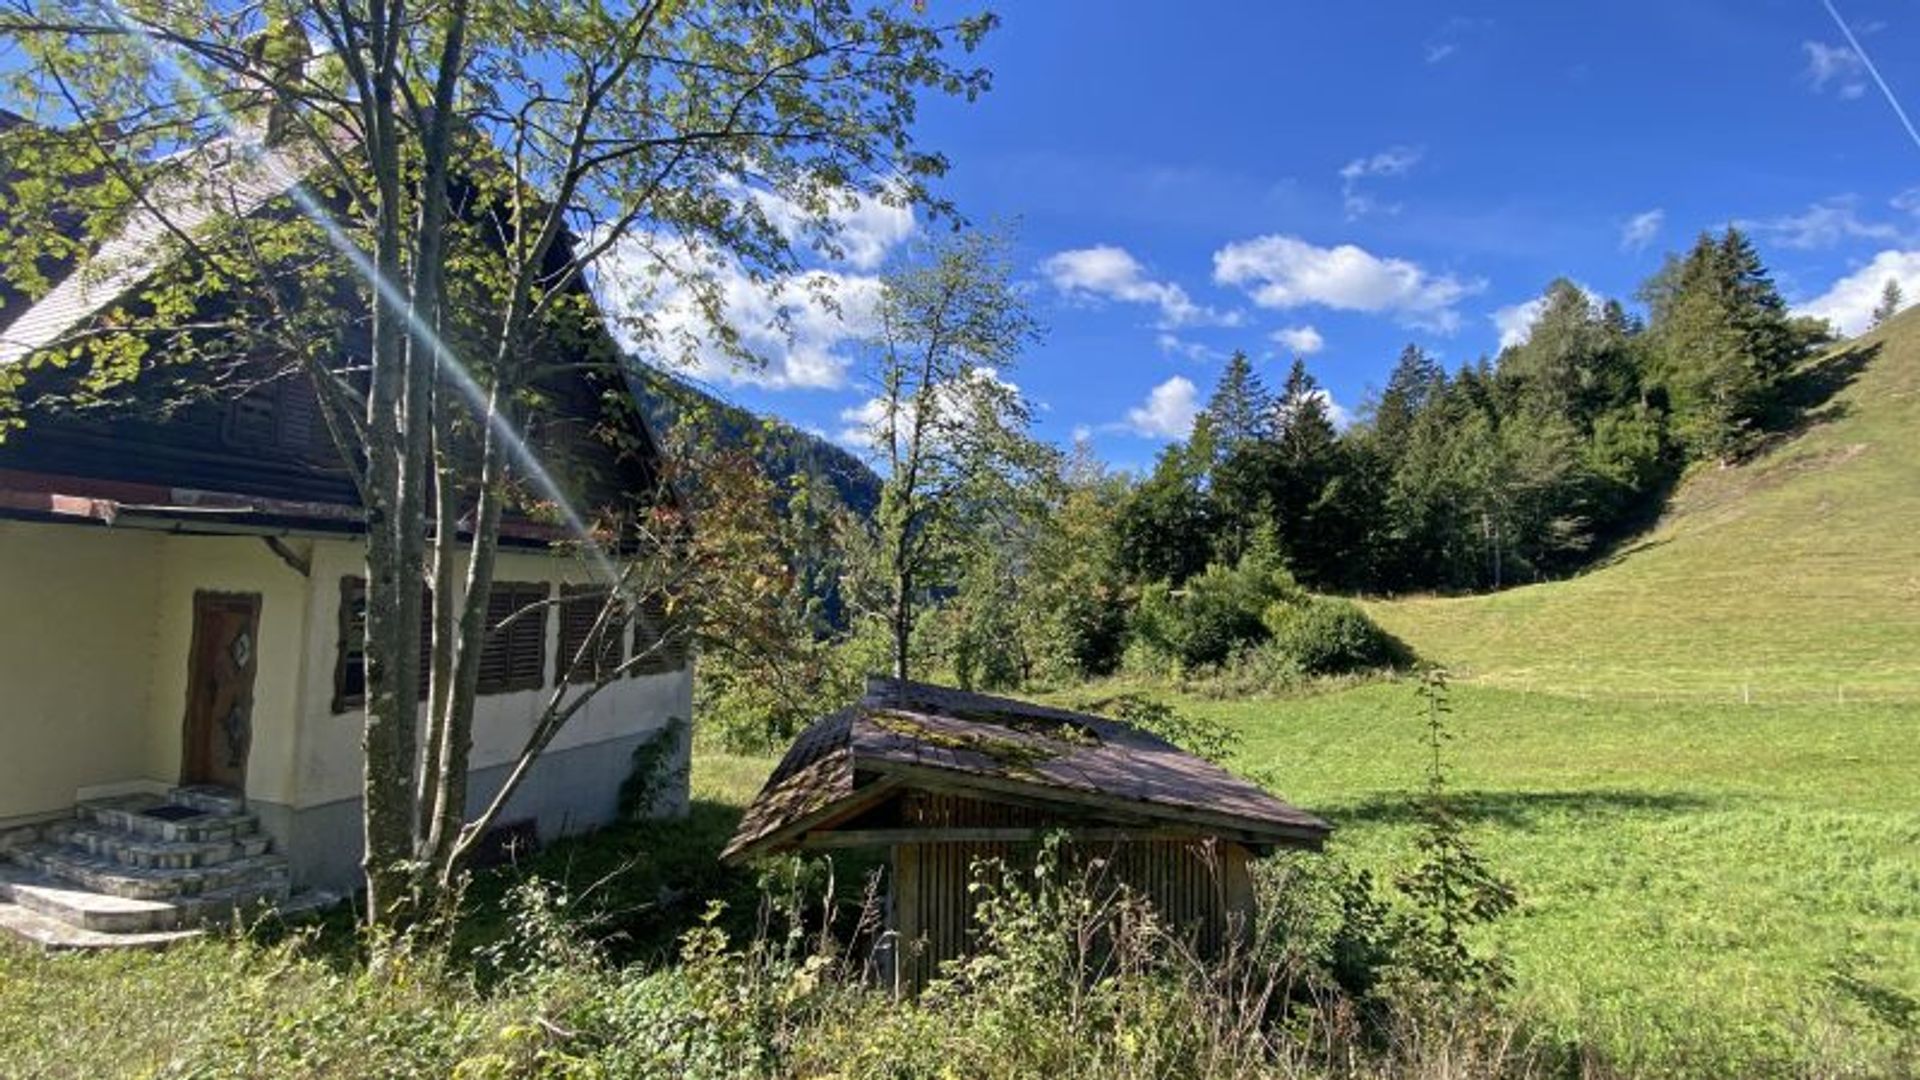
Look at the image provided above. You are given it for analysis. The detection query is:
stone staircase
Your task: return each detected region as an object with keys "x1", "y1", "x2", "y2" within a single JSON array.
[{"x1": 0, "y1": 786, "x2": 313, "y2": 949}]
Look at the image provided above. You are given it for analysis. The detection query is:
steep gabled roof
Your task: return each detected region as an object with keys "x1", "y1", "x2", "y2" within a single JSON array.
[
  {"x1": 722, "y1": 677, "x2": 1331, "y2": 863},
  {"x1": 0, "y1": 131, "x2": 676, "y2": 536},
  {"x1": 0, "y1": 136, "x2": 311, "y2": 368}
]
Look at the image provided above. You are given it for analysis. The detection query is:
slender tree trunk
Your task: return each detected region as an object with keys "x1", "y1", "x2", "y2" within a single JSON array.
[
  {"x1": 891, "y1": 564, "x2": 911, "y2": 681},
  {"x1": 359, "y1": 61, "x2": 421, "y2": 924},
  {"x1": 426, "y1": 380, "x2": 512, "y2": 889}
]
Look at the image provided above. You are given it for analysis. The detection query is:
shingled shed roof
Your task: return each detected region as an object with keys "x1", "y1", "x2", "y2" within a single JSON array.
[{"x1": 722, "y1": 677, "x2": 1331, "y2": 863}]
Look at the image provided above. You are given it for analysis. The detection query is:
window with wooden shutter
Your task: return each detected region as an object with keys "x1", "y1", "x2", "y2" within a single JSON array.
[
  {"x1": 557, "y1": 584, "x2": 626, "y2": 684},
  {"x1": 333, "y1": 577, "x2": 367, "y2": 713},
  {"x1": 479, "y1": 582, "x2": 548, "y2": 694},
  {"x1": 332, "y1": 576, "x2": 433, "y2": 713},
  {"x1": 629, "y1": 593, "x2": 689, "y2": 676}
]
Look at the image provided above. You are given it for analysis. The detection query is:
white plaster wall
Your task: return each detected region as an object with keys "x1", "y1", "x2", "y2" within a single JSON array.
[
  {"x1": 292, "y1": 541, "x2": 692, "y2": 810},
  {"x1": 0, "y1": 521, "x2": 689, "y2": 833},
  {"x1": 0, "y1": 522, "x2": 164, "y2": 825}
]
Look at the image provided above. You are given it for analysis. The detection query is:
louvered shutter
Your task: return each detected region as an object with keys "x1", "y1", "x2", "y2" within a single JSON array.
[
  {"x1": 630, "y1": 593, "x2": 688, "y2": 676},
  {"x1": 333, "y1": 577, "x2": 433, "y2": 709},
  {"x1": 558, "y1": 585, "x2": 627, "y2": 684},
  {"x1": 480, "y1": 582, "x2": 548, "y2": 694}
]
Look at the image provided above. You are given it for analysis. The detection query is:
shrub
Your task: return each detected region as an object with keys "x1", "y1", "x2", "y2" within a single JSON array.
[
  {"x1": 697, "y1": 633, "x2": 863, "y2": 754},
  {"x1": 1131, "y1": 555, "x2": 1304, "y2": 670},
  {"x1": 1262, "y1": 596, "x2": 1406, "y2": 676}
]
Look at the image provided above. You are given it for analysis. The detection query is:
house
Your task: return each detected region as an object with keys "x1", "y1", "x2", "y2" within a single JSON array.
[
  {"x1": 0, "y1": 129, "x2": 692, "y2": 944},
  {"x1": 723, "y1": 677, "x2": 1331, "y2": 991}
]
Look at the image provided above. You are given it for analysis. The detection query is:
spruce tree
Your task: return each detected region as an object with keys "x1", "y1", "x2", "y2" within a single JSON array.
[
  {"x1": 1201, "y1": 351, "x2": 1273, "y2": 449},
  {"x1": 1374, "y1": 344, "x2": 1445, "y2": 449},
  {"x1": 1872, "y1": 278, "x2": 1904, "y2": 327},
  {"x1": 1642, "y1": 229, "x2": 1807, "y2": 463},
  {"x1": 1271, "y1": 359, "x2": 1346, "y2": 583}
]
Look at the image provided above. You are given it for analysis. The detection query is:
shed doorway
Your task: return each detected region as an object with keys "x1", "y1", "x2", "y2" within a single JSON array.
[{"x1": 179, "y1": 591, "x2": 261, "y2": 792}]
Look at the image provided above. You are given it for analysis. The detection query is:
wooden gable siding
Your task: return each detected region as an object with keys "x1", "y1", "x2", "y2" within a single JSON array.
[{"x1": 0, "y1": 374, "x2": 360, "y2": 509}]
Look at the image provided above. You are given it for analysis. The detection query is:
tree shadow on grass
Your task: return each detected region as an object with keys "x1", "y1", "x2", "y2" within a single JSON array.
[
  {"x1": 1761, "y1": 340, "x2": 1880, "y2": 447},
  {"x1": 255, "y1": 797, "x2": 769, "y2": 975},
  {"x1": 454, "y1": 796, "x2": 762, "y2": 969},
  {"x1": 1320, "y1": 788, "x2": 1722, "y2": 832}
]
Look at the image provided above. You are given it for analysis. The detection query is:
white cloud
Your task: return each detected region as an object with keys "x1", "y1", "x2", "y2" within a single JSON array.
[
  {"x1": 1423, "y1": 16, "x2": 1490, "y2": 66},
  {"x1": 1123, "y1": 375, "x2": 1201, "y2": 439},
  {"x1": 1797, "y1": 249, "x2": 1920, "y2": 336},
  {"x1": 740, "y1": 182, "x2": 915, "y2": 271},
  {"x1": 1070, "y1": 423, "x2": 1093, "y2": 443},
  {"x1": 589, "y1": 180, "x2": 917, "y2": 391},
  {"x1": 1739, "y1": 198, "x2": 1906, "y2": 250},
  {"x1": 593, "y1": 233, "x2": 882, "y2": 390},
  {"x1": 1213, "y1": 234, "x2": 1483, "y2": 333},
  {"x1": 1155, "y1": 332, "x2": 1219, "y2": 363},
  {"x1": 1041, "y1": 245, "x2": 1238, "y2": 328},
  {"x1": 1338, "y1": 146, "x2": 1422, "y2": 219},
  {"x1": 1489, "y1": 282, "x2": 1598, "y2": 350},
  {"x1": 1804, "y1": 41, "x2": 1868, "y2": 98},
  {"x1": 1312, "y1": 388, "x2": 1352, "y2": 430},
  {"x1": 1620, "y1": 208, "x2": 1664, "y2": 253},
  {"x1": 1270, "y1": 325, "x2": 1325, "y2": 355},
  {"x1": 1490, "y1": 300, "x2": 1542, "y2": 350},
  {"x1": 835, "y1": 366, "x2": 1023, "y2": 450}
]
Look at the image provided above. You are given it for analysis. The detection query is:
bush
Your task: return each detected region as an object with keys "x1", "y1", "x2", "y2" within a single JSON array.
[
  {"x1": 1262, "y1": 596, "x2": 1406, "y2": 676},
  {"x1": 1131, "y1": 555, "x2": 1303, "y2": 670}
]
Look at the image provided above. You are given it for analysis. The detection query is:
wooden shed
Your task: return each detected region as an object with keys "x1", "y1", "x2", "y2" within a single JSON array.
[{"x1": 722, "y1": 677, "x2": 1331, "y2": 990}]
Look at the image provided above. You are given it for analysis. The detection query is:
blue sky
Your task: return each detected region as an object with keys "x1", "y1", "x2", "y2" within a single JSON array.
[{"x1": 630, "y1": 1, "x2": 1920, "y2": 473}]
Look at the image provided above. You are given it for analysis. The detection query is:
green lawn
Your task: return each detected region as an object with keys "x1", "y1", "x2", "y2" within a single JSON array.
[
  {"x1": 1156, "y1": 679, "x2": 1920, "y2": 1074},
  {"x1": 1293, "y1": 320, "x2": 1920, "y2": 1069}
]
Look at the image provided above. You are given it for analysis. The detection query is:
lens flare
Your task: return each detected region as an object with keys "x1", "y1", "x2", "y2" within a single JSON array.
[{"x1": 91, "y1": 0, "x2": 622, "y2": 585}]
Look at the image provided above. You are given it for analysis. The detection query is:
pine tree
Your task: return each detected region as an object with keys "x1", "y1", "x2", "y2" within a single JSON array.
[
  {"x1": 1269, "y1": 359, "x2": 1348, "y2": 583},
  {"x1": 1871, "y1": 277, "x2": 1904, "y2": 328},
  {"x1": 1275, "y1": 357, "x2": 1338, "y2": 463}
]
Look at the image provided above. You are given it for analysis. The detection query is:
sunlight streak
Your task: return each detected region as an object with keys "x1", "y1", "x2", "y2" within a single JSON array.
[{"x1": 91, "y1": 0, "x2": 623, "y2": 585}]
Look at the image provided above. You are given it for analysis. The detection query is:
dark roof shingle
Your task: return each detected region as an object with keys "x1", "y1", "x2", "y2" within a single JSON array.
[{"x1": 723, "y1": 677, "x2": 1331, "y2": 862}]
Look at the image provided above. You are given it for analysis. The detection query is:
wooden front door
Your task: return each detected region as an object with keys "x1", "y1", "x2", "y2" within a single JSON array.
[{"x1": 180, "y1": 592, "x2": 262, "y2": 792}]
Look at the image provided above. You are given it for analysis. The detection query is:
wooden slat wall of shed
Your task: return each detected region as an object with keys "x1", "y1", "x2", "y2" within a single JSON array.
[{"x1": 888, "y1": 833, "x2": 1254, "y2": 994}]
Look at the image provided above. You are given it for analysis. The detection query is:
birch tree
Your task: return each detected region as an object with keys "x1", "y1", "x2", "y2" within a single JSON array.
[{"x1": 854, "y1": 229, "x2": 1042, "y2": 680}]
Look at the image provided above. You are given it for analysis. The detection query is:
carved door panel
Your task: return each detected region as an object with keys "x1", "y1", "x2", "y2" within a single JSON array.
[{"x1": 180, "y1": 592, "x2": 261, "y2": 792}]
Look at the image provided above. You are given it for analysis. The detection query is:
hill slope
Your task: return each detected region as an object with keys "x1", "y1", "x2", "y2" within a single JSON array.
[
  {"x1": 627, "y1": 363, "x2": 883, "y2": 516},
  {"x1": 1366, "y1": 308, "x2": 1920, "y2": 701}
]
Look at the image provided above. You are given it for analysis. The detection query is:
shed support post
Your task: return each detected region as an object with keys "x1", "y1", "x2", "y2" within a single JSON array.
[
  {"x1": 1221, "y1": 842, "x2": 1256, "y2": 948},
  {"x1": 891, "y1": 842, "x2": 922, "y2": 996}
]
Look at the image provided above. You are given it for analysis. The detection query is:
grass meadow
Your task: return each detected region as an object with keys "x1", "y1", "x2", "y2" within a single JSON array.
[{"x1": 1180, "y1": 681, "x2": 1920, "y2": 1075}]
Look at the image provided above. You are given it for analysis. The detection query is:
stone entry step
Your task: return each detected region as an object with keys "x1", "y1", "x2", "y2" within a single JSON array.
[
  {"x1": 0, "y1": 786, "x2": 331, "y2": 949},
  {"x1": 0, "y1": 898, "x2": 200, "y2": 951},
  {"x1": 43, "y1": 820, "x2": 272, "y2": 870},
  {"x1": 78, "y1": 794, "x2": 261, "y2": 845},
  {"x1": 11, "y1": 843, "x2": 290, "y2": 902}
]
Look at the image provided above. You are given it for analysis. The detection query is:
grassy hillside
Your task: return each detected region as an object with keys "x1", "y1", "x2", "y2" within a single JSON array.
[{"x1": 1364, "y1": 311, "x2": 1920, "y2": 701}]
